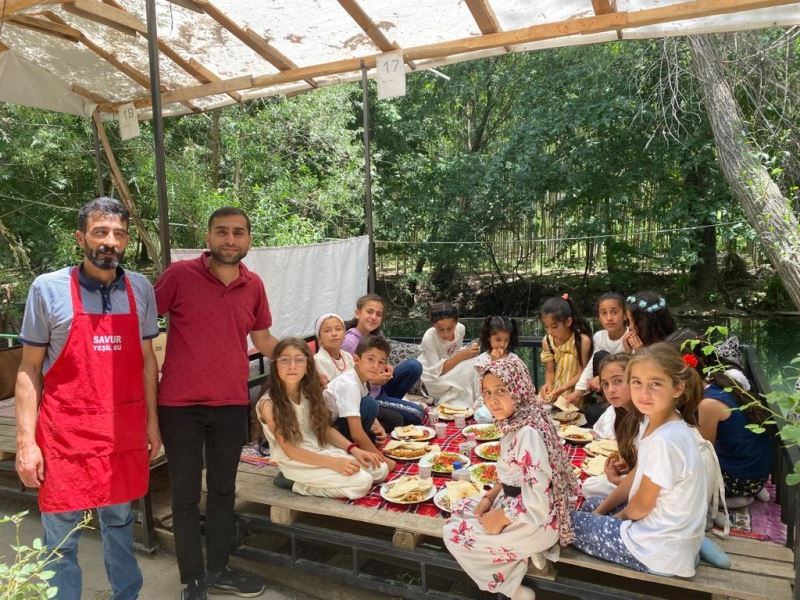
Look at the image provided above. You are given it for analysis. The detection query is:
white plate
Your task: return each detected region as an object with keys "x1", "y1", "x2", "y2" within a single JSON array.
[
  {"x1": 474, "y1": 441, "x2": 501, "y2": 462},
  {"x1": 433, "y1": 486, "x2": 482, "y2": 513},
  {"x1": 551, "y1": 412, "x2": 587, "y2": 427},
  {"x1": 462, "y1": 423, "x2": 501, "y2": 441},
  {"x1": 419, "y1": 452, "x2": 471, "y2": 475},
  {"x1": 383, "y1": 449, "x2": 430, "y2": 462},
  {"x1": 437, "y1": 407, "x2": 474, "y2": 421},
  {"x1": 379, "y1": 480, "x2": 437, "y2": 505},
  {"x1": 469, "y1": 463, "x2": 498, "y2": 487},
  {"x1": 557, "y1": 429, "x2": 594, "y2": 445},
  {"x1": 391, "y1": 425, "x2": 436, "y2": 441}
]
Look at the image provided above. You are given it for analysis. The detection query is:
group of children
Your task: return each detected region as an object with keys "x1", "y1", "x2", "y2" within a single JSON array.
[{"x1": 254, "y1": 290, "x2": 775, "y2": 600}]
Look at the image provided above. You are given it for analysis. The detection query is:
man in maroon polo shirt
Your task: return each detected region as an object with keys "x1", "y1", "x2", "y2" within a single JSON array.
[{"x1": 155, "y1": 207, "x2": 278, "y2": 600}]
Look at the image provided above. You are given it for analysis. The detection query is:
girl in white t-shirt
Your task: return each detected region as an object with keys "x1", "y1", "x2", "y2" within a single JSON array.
[
  {"x1": 314, "y1": 313, "x2": 355, "y2": 384},
  {"x1": 571, "y1": 343, "x2": 708, "y2": 577}
]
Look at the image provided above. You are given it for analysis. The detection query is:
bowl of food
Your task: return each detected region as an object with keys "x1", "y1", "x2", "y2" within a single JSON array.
[
  {"x1": 433, "y1": 480, "x2": 483, "y2": 512},
  {"x1": 462, "y1": 423, "x2": 501, "y2": 441},
  {"x1": 469, "y1": 463, "x2": 498, "y2": 487},
  {"x1": 419, "y1": 451, "x2": 470, "y2": 474},
  {"x1": 557, "y1": 425, "x2": 594, "y2": 444},
  {"x1": 391, "y1": 425, "x2": 436, "y2": 441},
  {"x1": 383, "y1": 440, "x2": 434, "y2": 461},
  {"x1": 380, "y1": 476, "x2": 436, "y2": 504},
  {"x1": 474, "y1": 442, "x2": 501, "y2": 462}
]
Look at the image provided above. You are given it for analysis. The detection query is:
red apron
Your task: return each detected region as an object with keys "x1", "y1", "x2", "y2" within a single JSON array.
[{"x1": 35, "y1": 267, "x2": 149, "y2": 512}]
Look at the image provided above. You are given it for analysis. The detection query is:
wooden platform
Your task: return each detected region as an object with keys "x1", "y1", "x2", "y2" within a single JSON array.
[{"x1": 227, "y1": 462, "x2": 795, "y2": 600}]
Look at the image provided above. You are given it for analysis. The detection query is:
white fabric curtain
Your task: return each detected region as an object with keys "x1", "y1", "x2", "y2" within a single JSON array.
[{"x1": 172, "y1": 236, "x2": 369, "y2": 339}]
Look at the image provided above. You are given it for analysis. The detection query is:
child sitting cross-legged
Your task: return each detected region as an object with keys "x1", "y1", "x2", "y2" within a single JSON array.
[
  {"x1": 256, "y1": 338, "x2": 388, "y2": 499},
  {"x1": 444, "y1": 355, "x2": 579, "y2": 600},
  {"x1": 325, "y1": 335, "x2": 398, "y2": 473},
  {"x1": 570, "y1": 343, "x2": 709, "y2": 577}
]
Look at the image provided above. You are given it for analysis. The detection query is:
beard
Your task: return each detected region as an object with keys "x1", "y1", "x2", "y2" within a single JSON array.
[
  {"x1": 208, "y1": 246, "x2": 248, "y2": 265},
  {"x1": 84, "y1": 244, "x2": 124, "y2": 270}
]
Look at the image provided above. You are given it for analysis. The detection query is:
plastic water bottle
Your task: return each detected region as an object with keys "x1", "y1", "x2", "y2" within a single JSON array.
[{"x1": 452, "y1": 461, "x2": 471, "y2": 482}]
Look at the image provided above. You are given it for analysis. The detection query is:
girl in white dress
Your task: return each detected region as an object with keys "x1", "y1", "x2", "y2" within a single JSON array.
[
  {"x1": 313, "y1": 313, "x2": 355, "y2": 384},
  {"x1": 444, "y1": 355, "x2": 579, "y2": 600},
  {"x1": 257, "y1": 337, "x2": 388, "y2": 499},
  {"x1": 571, "y1": 343, "x2": 709, "y2": 577},
  {"x1": 418, "y1": 302, "x2": 480, "y2": 409}
]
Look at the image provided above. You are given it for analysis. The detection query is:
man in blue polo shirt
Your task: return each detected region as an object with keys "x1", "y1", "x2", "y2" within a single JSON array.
[{"x1": 15, "y1": 197, "x2": 160, "y2": 600}]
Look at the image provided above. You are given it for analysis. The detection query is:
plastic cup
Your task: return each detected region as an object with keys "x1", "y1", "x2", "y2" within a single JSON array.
[
  {"x1": 465, "y1": 431, "x2": 477, "y2": 445},
  {"x1": 455, "y1": 415, "x2": 467, "y2": 429},
  {"x1": 435, "y1": 422, "x2": 448, "y2": 438},
  {"x1": 418, "y1": 464, "x2": 432, "y2": 479},
  {"x1": 458, "y1": 442, "x2": 472, "y2": 457},
  {"x1": 428, "y1": 409, "x2": 439, "y2": 425}
]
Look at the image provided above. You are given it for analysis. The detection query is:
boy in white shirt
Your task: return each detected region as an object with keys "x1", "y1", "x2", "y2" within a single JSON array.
[{"x1": 324, "y1": 336, "x2": 397, "y2": 472}]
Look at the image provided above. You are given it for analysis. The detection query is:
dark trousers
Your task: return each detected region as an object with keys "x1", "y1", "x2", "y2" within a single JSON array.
[
  {"x1": 335, "y1": 394, "x2": 379, "y2": 440},
  {"x1": 159, "y1": 404, "x2": 248, "y2": 584}
]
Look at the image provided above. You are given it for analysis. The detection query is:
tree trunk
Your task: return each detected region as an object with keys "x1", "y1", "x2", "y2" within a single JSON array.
[
  {"x1": 689, "y1": 34, "x2": 800, "y2": 311},
  {"x1": 689, "y1": 216, "x2": 719, "y2": 302}
]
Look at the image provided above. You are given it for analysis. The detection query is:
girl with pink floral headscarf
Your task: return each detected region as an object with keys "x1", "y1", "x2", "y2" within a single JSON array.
[{"x1": 443, "y1": 355, "x2": 578, "y2": 600}]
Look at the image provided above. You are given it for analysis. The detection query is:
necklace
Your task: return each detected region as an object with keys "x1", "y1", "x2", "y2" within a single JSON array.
[{"x1": 331, "y1": 352, "x2": 348, "y2": 372}]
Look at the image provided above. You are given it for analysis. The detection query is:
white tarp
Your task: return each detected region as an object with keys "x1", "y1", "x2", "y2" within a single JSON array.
[
  {"x1": 0, "y1": 50, "x2": 95, "y2": 116},
  {"x1": 171, "y1": 236, "x2": 369, "y2": 339}
]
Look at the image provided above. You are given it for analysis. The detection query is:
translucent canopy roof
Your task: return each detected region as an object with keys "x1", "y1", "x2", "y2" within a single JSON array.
[{"x1": 1, "y1": 0, "x2": 799, "y2": 118}]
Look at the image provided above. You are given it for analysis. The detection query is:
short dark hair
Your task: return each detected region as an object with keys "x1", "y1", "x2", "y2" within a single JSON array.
[
  {"x1": 78, "y1": 197, "x2": 129, "y2": 232},
  {"x1": 429, "y1": 302, "x2": 459, "y2": 323},
  {"x1": 208, "y1": 206, "x2": 251, "y2": 233},
  {"x1": 355, "y1": 335, "x2": 391, "y2": 358}
]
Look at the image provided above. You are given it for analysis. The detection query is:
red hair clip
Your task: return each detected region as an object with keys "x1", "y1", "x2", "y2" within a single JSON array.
[
  {"x1": 562, "y1": 293, "x2": 570, "y2": 301},
  {"x1": 682, "y1": 353, "x2": 699, "y2": 368}
]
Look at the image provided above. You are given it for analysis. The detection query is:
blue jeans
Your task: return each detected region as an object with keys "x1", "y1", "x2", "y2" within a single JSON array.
[
  {"x1": 335, "y1": 394, "x2": 379, "y2": 440},
  {"x1": 42, "y1": 502, "x2": 142, "y2": 600},
  {"x1": 377, "y1": 359, "x2": 424, "y2": 425}
]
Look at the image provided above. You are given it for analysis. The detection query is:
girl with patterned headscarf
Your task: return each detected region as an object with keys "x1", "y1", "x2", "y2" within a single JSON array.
[{"x1": 443, "y1": 355, "x2": 579, "y2": 600}]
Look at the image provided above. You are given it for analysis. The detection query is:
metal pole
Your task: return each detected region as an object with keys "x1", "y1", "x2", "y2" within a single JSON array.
[
  {"x1": 144, "y1": 0, "x2": 171, "y2": 269},
  {"x1": 361, "y1": 63, "x2": 376, "y2": 293},
  {"x1": 91, "y1": 118, "x2": 104, "y2": 197}
]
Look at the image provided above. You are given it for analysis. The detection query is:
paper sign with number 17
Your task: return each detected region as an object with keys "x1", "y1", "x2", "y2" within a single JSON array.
[{"x1": 377, "y1": 52, "x2": 406, "y2": 99}]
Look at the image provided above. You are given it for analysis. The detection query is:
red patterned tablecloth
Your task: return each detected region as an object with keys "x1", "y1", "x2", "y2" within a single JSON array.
[{"x1": 347, "y1": 420, "x2": 586, "y2": 517}]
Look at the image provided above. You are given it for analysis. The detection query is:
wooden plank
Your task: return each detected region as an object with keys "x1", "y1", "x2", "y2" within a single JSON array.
[
  {"x1": 727, "y1": 553, "x2": 795, "y2": 580},
  {"x1": 6, "y1": 14, "x2": 81, "y2": 41},
  {"x1": 591, "y1": 0, "x2": 615, "y2": 16},
  {"x1": 392, "y1": 529, "x2": 423, "y2": 550},
  {"x1": 718, "y1": 536, "x2": 794, "y2": 563},
  {"x1": 185, "y1": 58, "x2": 242, "y2": 102},
  {"x1": 557, "y1": 547, "x2": 793, "y2": 600},
  {"x1": 71, "y1": 84, "x2": 111, "y2": 105},
  {"x1": 165, "y1": 0, "x2": 201, "y2": 13},
  {"x1": 117, "y1": 0, "x2": 799, "y2": 112},
  {"x1": 465, "y1": 0, "x2": 500, "y2": 34},
  {"x1": 63, "y1": 0, "x2": 146, "y2": 36},
  {"x1": 0, "y1": 41, "x2": 9, "y2": 51},
  {"x1": 0, "y1": 0, "x2": 68, "y2": 19},
  {"x1": 337, "y1": 0, "x2": 393, "y2": 51}
]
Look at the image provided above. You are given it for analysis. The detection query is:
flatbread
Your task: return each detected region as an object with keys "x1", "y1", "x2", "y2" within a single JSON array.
[
  {"x1": 438, "y1": 404, "x2": 471, "y2": 415},
  {"x1": 445, "y1": 480, "x2": 482, "y2": 501},
  {"x1": 394, "y1": 425, "x2": 426, "y2": 438},
  {"x1": 553, "y1": 396, "x2": 579, "y2": 413},
  {"x1": 582, "y1": 454, "x2": 608, "y2": 477},
  {"x1": 385, "y1": 476, "x2": 434, "y2": 501},
  {"x1": 559, "y1": 425, "x2": 593, "y2": 442},
  {"x1": 586, "y1": 439, "x2": 618, "y2": 456}
]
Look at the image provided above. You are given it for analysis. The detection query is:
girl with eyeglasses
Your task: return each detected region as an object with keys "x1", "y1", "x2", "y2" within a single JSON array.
[{"x1": 256, "y1": 338, "x2": 388, "y2": 499}]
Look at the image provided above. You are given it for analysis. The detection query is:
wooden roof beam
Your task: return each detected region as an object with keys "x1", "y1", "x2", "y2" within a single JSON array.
[
  {"x1": 42, "y1": 11, "x2": 200, "y2": 112},
  {"x1": 591, "y1": 0, "x2": 616, "y2": 15},
  {"x1": 117, "y1": 0, "x2": 799, "y2": 111},
  {"x1": 0, "y1": 41, "x2": 8, "y2": 50},
  {"x1": 6, "y1": 13, "x2": 81, "y2": 40},
  {"x1": 62, "y1": 0, "x2": 145, "y2": 36},
  {"x1": 337, "y1": 0, "x2": 420, "y2": 70},
  {"x1": 164, "y1": 0, "x2": 201, "y2": 13},
  {"x1": 71, "y1": 83, "x2": 111, "y2": 105},
  {"x1": 98, "y1": 0, "x2": 242, "y2": 103},
  {"x1": 465, "y1": 0, "x2": 500, "y2": 34},
  {"x1": 0, "y1": 0, "x2": 67, "y2": 20},
  {"x1": 194, "y1": 0, "x2": 317, "y2": 87}
]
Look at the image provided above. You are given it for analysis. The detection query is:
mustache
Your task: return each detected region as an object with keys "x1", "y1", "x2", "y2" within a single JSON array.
[{"x1": 93, "y1": 245, "x2": 123, "y2": 257}]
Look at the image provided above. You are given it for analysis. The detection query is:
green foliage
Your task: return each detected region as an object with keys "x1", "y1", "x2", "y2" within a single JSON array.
[
  {"x1": 689, "y1": 326, "x2": 800, "y2": 486},
  {"x1": 0, "y1": 511, "x2": 90, "y2": 600}
]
